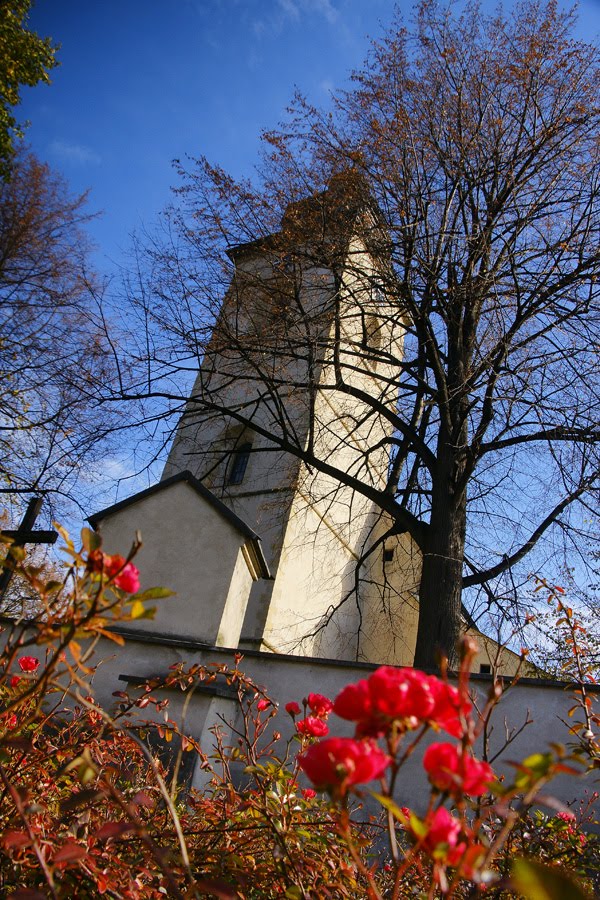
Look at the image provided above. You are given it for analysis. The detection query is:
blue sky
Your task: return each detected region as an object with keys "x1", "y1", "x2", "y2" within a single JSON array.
[
  {"x1": 15, "y1": 0, "x2": 600, "y2": 521},
  {"x1": 19, "y1": 0, "x2": 406, "y2": 272},
  {"x1": 19, "y1": 0, "x2": 600, "y2": 274}
]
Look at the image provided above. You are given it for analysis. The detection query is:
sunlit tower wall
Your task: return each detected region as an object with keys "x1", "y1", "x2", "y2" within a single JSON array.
[{"x1": 163, "y1": 177, "x2": 419, "y2": 661}]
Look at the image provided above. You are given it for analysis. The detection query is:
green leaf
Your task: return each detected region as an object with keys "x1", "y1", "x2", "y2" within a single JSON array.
[
  {"x1": 370, "y1": 791, "x2": 408, "y2": 822},
  {"x1": 129, "y1": 586, "x2": 174, "y2": 601},
  {"x1": 44, "y1": 580, "x2": 63, "y2": 593},
  {"x1": 80, "y1": 527, "x2": 101, "y2": 553},
  {"x1": 515, "y1": 752, "x2": 554, "y2": 788},
  {"x1": 130, "y1": 599, "x2": 151, "y2": 619},
  {"x1": 511, "y1": 859, "x2": 592, "y2": 900}
]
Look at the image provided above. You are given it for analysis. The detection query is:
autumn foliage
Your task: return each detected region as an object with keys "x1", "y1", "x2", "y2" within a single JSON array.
[{"x1": 0, "y1": 532, "x2": 598, "y2": 898}]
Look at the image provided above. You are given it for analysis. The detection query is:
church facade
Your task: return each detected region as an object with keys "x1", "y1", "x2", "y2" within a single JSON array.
[{"x1": 91, "y1": 179, "x2": 517, "y2": 677}]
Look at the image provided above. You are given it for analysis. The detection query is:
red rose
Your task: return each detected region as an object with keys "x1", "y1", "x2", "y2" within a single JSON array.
[
  {"x1": 423, "y1": 742, "x2": 494, "y2": 796},
  {"x1": 333, "y1": 679, "x2": 372, "y2": 722},
  {"x1": 301, "y1": 788, "x2": 316, "y2": 799},
  {"x1": 9, "y1": 675, "x2": 20, "y2": 687},
  {"x1": 412, "y1": 806, "x2": 462, "y2": 853},
  {"x1": 427, "y1": 679, "x2": 471, "y2": 738},
  {"x1": 256, "y1": 698, "x2": 271, "y2": 711},
  {"x1": 299, "y1": 737, "x2": 390, "y2": 791},
  {"x1": 18, "y1": 656, "x2": 39, "y2": 673},
  {"x1": 333, "y1": 668, "x2": 475, "y2": 739},
  {"x1": 6, "y1": 713, "x2": 17, "y2": 729},
  {"x1": 307, "y1": 693, "x2": 333, "y2": 718},
  {"x1": 87, "y1": 551, "x2": 140, "y2": 593},
  {"x1": 369, "y1": 667, "x2": 437, "y2": 721},
  {"x1": 114, "y1": 562, "x2": 140, "y2": 593},
  {"x1": 296, "y1": 716, "x2": 329, "y2": 737},
  {"x1": 285, "y1": 701, "x2": 301, "y2": 716}
]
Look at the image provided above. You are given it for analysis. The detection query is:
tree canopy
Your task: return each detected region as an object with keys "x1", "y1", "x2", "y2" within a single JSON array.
[
  {"x1": 125, "y1": 0, "x2": 600, "y2": 669},
  {"x1": 0, "y1": 0, "x2": 58, "y2": 178}
]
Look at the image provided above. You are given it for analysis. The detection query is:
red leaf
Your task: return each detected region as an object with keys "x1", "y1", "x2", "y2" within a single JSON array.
[
  {"x1": 11, "y1": 890, "x2": 47, "y2": 899},
  {"x1": 195, "y1": 877, "x2": 238, "y2": 898},
  {"x1": 132, "y1": 790, "x2": 154, "y2": 808},
  {"x1": 95, "y1": 820, "x2": 135, "y2": 841},
  {"x1": 2, "y1": 830, "x2": 31, "y2": 850},
  {"x1": 53, "y1": 840, "x2": 88, "y2": 864}
]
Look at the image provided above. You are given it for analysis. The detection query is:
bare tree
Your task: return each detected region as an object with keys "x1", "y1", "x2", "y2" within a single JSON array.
[
  {"x1": 0, "y1": 149, "x2": 122, "y2": 518},
  {"x1": 124, "y1": 0, "x2": 599, "y2": 669}
]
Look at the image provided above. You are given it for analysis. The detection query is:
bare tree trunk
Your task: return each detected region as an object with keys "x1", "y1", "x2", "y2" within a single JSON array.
[
  {"x1": 413, "y1": 423, "x2": 468, "y2": 671},
  {"x1": 413, "y1": 498, "x2": 466, "y2": 671}
]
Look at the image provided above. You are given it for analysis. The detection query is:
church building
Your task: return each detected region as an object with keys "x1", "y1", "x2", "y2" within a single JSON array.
[{"x1": 91, "y1": 176, "x2": 517, "y2": 676}]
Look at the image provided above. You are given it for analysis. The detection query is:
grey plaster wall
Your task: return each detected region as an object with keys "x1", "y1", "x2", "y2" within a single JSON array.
[{"x1": 89, "y1": 632, "x2": 598, "y2": 816}]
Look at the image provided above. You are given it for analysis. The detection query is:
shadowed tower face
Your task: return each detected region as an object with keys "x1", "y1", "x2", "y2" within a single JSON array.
[{"x1": 162, "y1": 178, "x2": 425, "y2": 662}]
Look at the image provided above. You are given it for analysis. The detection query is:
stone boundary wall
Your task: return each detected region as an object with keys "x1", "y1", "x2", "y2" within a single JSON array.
[{"x1": 90, "y1": 628, "x2": 598, "y2": 815}]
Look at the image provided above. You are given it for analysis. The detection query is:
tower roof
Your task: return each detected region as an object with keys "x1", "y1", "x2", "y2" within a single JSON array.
[{"x1": 227, "y1": 170, "x2": 390, "y2": 270}]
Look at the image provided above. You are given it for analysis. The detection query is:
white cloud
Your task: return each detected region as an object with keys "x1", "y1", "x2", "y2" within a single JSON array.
[
  {"x1": 310, "y1": 0, "x2": 338, "y2": 25},
  {"x1": 49, "y1": 140, "x2": 101, "y2": 165},
  {"x1": 276, "y1": 0, "x2": 338, "y2": 26},
  {"x1": 277, "y1": 0, "x2": 300, "y2": 20}
]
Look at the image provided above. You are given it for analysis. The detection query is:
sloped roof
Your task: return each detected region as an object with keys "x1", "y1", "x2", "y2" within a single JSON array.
[
  {"x1": 88, "y1": 470, "x2": 271, "y2": 579},
  {"x1": 227, "y1": 170, "x2": 390, "y2": 270}
]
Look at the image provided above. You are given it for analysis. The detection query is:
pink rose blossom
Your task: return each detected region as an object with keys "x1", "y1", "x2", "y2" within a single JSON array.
[
  {"x1": 296, "y1": 716, "x2": 329, "y2": 738},
  {"x1": 427, "y1": 680, "x2": 471, "y2": 738},
  {"x1": 369, "y1": 666, "x2": 436, "y2": 721},
  {"x1": 555, "y1": 811, "x2": 576, "y2": 823},
  {"x1": 87, "y1": 551, "x2": 140, "y2": 593},
  {"x1": 333, "y1": 679, "x2": 372, "y2": 722},
  {"x1": 285, "y1": 701, "x2": 301, "y2": 716},
  {"x1": 299, "y1": 737, "x2": 390, "y2": 792},
  {"x1": 307, "y1": 693, "x2": 333, "y2": 718},
  {"x1": 114, "y1": 562, "x2": 140, "y2": 593},
  {"x1": 333, "y1": 667, "x2": 473, "y2": 739},
  {"x1": 414, "y1": 806, "x2": 462, "y2": 853},
  {"x1": 18, "y1": 656, "x2": 39, "y2": 673},
  {"x1": 423, "y1": 742, "x2": 494, "y2": 796}
]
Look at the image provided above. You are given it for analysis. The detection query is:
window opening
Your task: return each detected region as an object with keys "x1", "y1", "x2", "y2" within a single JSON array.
[
  {"x1": 383, "y1": 547, "x2": 394, "y2": 564},
  {"x1": 479, "y1": 664, "x2": 491, "y2": 675},
  {"x1": 361, "y1": 313, "x2": 382, "y2": 352},
  {"x1": 228, "y1": 442, "x2": 252, "y2": 485}
]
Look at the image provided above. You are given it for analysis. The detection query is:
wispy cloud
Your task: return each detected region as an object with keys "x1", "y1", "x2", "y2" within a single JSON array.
[
  {"x1": 277, "y1": 0, "x2": 300, "y2": 21},
  {"x1": 49, "y1": 140, "x2": 101, "y2": 166},
  {"x1": 309, "y1": 0, "x2": 338, "y2": 25},
  {"x1": 255, "y1": 0, "x2": 338, "y2": 37}
]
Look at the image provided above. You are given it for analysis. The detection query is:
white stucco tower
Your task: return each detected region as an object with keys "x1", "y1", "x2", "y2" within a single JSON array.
[{"x1": 162, "y1": 175, "x2": 421, "y2": 663}]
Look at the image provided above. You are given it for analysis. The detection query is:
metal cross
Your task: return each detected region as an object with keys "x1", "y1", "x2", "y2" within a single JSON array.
[{"x1": 0, "y1": 497, "x2": 58, "y2": 601}]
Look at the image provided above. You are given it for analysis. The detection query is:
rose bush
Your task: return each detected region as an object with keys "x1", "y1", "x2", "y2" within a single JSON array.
[{"x1": 0, "y1": 531, "x2": 597, "y2": 898}]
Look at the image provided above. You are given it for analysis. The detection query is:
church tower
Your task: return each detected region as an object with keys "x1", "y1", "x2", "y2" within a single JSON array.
[
  {"x1": 91, "y1": 175, "x2": 522, "y2": 675},
  {"x1": 162, "y1": 175, "x2": 421, "y2": 662}
]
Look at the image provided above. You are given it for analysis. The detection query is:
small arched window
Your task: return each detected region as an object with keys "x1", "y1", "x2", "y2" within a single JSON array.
[
  {"x1": 227, "y1": 441, "x2": 252, "y2": 485},
  {"x1": 362, "y1": 314, "x2": 382, "y2": 352}
]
